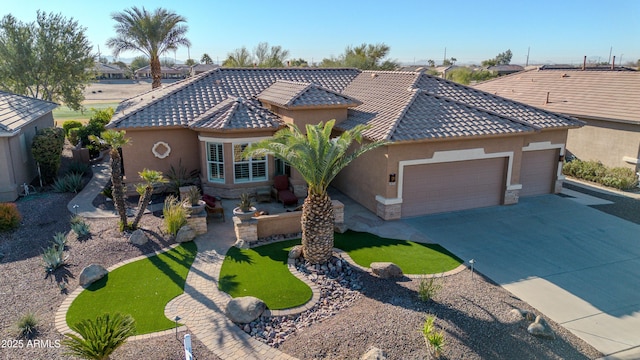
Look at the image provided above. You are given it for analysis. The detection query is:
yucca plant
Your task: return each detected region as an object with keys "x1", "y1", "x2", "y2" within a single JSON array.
[
  {"x1": 16, "y1": 312, "x2": 38, "y2": 339},
  {"x1": 63, "y1": 313, "x2": 136, "y2": 360},
  {"x1": 53, "y1": 173, "x2": 84, "y2": 193},
  {"x1": 422, "y1": 315, "x2": 445, "y2": 359},
  {"x1": 72, "y1": 221, "x2": 91, "y2": 238},
  {"x1": 163, "y1": 195, "x2": 189, "y2": 236},
  {"x1": 52, "y1": 232, "x2": 67, "y2": 250},
  {"x1": 42, "y1": 245, "x2": 67, "y2": 273}
]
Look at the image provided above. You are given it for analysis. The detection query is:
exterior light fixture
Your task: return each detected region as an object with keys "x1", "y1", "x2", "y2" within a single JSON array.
[
  {"x1": 469, "y1": 259, "x2": 475, "y2": 279},
  {"x1": 389, "y1": 173, "x2": 396, "y2": 183},
  {"x1": 174, "y1": 316, "x2": 181, "y2": 339}
]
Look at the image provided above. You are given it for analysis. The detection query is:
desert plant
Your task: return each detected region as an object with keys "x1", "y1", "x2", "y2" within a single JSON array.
[
  {"x1": 31, "y1": 127, "x2": 65, "y2": 183},
  {"x1": 68, "y1": 128, "x2": 81, "y2": 146},
  {"x1": 563, "y1": 159, "x2": 639, "y2": 190},
  {"x1": 163, "y1": 195, "x2": 189, "y2": 236},
  {"x1": 42, "y1": 245, "x2": 67, "y2": 273},
  {"x1": 16, "y1": 312, "x2": 38, "y2": 339},
  {"x1": 70, "y1": 215, "x2": 84, "y2": 226},
  {"x1": 62, "y1": 120, "x2": 83, "y2": 137},
  {"x1": 63, "y1": 313, "x2": 136, "y2": 360},
  {"x1": 422, "y1": 315, "x2": 445, "y2": 359},
  {"x1": 68, "y1": 161, "x2": 91, "y2": 176},
  {"x1": 52, "y1": 232, "x2": 67, "y2": 250},
  {"x1": 71, "y1": 221, "x2": 91, "y2": 238},
  {"x1": 186, "y1": 186, "x2": 201, "y2": 206},
  {"x1": 101, "y1": 184, "x2": 113, "y2": 199},
  {"x1": 53, "y1": 173, "x2": 84, "y2": 193},
  {"x1": 237, "y1": 192, "x2": 254, "y2": 212},
  {"x1": 166, "y1": 159, "x2": 200, "y2": 194},
  {"x1": 130, "y1": 169, "x2": 167, "y2": 230},
  {"x1": 0, "y1": 202, "x2": 21, "y2": 232},
  {"x1": 418, "y1": 275, "x2": 443, "y2": 302}
]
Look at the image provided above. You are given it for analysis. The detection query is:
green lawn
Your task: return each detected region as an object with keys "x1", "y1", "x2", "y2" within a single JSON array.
[
  {"x1": 53, "y1": 102, "x2": 119, "y2": 124},
  {"x1": 218, "y1": 239, "x2": 312, "y2": 310},
  {"x1": 66, "y1": 242, "x2": 197, "y2": 335},
  {"x1": 334, "y1": 231, "x2": 462, "y2": 274}
]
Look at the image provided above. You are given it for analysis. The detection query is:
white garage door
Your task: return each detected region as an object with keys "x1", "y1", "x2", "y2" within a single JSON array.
[
  {"x1": 520, "y1": 149, "x2": 558, "y2": 197},
  {"x1": 401, "y1": 157, "x2": 506, "y2": 217}
]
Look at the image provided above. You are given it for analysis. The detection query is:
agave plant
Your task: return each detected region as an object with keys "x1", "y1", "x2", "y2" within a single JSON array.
[{"x1": 63, "y1": 313, "x2": 136, "y2": 360}]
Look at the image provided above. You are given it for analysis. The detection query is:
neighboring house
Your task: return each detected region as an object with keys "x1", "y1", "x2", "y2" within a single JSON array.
[
  {"x1": 134, "y1": 65, "x2": 186, "y2": 79},
  {"x1": 107, "y1": 68, "x2": 582, "y2": 219},
  {"x1": 94, "y1": 63, "x2": 128, "y2": 79},
  {"x1": 486, "y1": 64, "x2": 524, "y2": 76},
  {"x1": 0, "y1": 91, "x2": 57, "y2": 202},
  {"x1": 191, "y1": 63, "x2": 218, "y2": 76},
  {"x1": 474, "y1": 67, "x2": 640, "y2": 172}
]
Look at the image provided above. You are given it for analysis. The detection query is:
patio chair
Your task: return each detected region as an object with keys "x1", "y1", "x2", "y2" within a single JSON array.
[
  {"x1": 202, "y1": 194, "x2": 225, "y2": 222},
  {"x1": 271, "y1": 175, "x2": 298, "y2": 207}
]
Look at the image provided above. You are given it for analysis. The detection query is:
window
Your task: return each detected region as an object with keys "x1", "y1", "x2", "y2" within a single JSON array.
[
  {"x1": 275, "y1": 158, "x2": 291, "y2": 177},
  {"x1": 207, "y1": 143, "x2": 224, "y2": 182},
  {"x1": 233, "y1": 143, "x2": 266, "y2": 183}
]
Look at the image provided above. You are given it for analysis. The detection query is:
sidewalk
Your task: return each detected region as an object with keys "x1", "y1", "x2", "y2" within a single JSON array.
[{"x1": 67, "y1": 160, "x2": 117, "y2": 218}]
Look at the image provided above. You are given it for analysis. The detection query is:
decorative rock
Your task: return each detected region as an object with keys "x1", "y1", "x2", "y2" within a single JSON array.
[
  {"x1": 370, "y1": 262, "x2": 403, "y2": 279},
  {"x1": 334, "y1": 222, "x2": 349, "y2": 234},
  {"x1": 129, "y1": 229, "x2": 148, "y2": 245},
  {"x1": 527, "y1": 315, "x2": 555, "y2": 339},
  {"x1": 361, "y1": 346, "x2": 387, "y2": 360},
  {"x1": 288, "y1": 245, "x2": 303, "y2": 259},
  {"x1": 510, "y1": 308, "x2": 536, "y2": 322},
  {"x1": 225, "y1": 296, "x2": 266, "y2": 323},
  {"x1": 176, "y1": 225, "x2": 196, "y2": 243},
  {"x1": 79, "y1": 264, "x2": 108, "y2": 287}
]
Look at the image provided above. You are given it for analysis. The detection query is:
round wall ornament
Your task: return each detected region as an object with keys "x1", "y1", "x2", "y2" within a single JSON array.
[{"x1": 152, "y1": 141, "x2": 171, "y2": 159}]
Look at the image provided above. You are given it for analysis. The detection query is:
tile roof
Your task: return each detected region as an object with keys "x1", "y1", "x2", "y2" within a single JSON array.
[
  {"x1": 108, "y1": 68, "x2": 359, "y2": 129},
  {"x1": 257, "y1": 80, "x2": 361, "y2": 109},
  {"x1": 473, "y1": 69, "x2": 640, "y2": 124},
  {"x1": 108, "y1": 67, "x2": 583, "y2": 142},
  {"x1": 0, "y1": 90, "x2": 58, "y2": 135},
  {"x1": 190, "y1": 97, "x2": 281, "y2": 131}
]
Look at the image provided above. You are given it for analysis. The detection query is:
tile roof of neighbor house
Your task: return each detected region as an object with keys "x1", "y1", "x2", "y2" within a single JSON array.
[
  {"x1": 473, "y1": 68, "x2": 640, "y2": 124},
  {"x1": 107, "y1": 67, "x2": 583, "y2": 142},
  {"x1": 94, "y1": 63, "x2": 127, "y2": 74},
  {"x1": 258, "y1": 80, "x2": 361, "y2": 109},
  {"x1": 190, "y1": 97, "x2": 281, "y2": 130},
  {"x1": 0, "y1": 90, "x2": 58, "y2": 134}
]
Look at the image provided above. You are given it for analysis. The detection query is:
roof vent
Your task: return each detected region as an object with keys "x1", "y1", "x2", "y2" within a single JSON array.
[
  {"x1": 215, "y1": 80, "x2": 221, "y2": 85},
  {"x1": 370, "y1": 73, "x2": 377, "y2": 78},
  {"x1": 561, "y1": 73, "x2": 568, "y2": 78}
]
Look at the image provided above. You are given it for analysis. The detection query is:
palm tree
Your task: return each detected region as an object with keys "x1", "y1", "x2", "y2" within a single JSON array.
[
  {"x1": 200, "y1": 53, "x2": 212, "y2": 64},
  {"x1": 63, "y1": 313, "x2": 136, "y2": 360},
  {"x1": 244, "y1": 120, "x2": 386, "y2": 264},
  {"x1": 131, "y1": 169, "x2": 167, "y2": 229},
  {"x1": 106, "y1": 7, "x2": 190, "y2": 89},
  {"x1": 98, "y1": 130, "x2": 130, "y2": 229}
]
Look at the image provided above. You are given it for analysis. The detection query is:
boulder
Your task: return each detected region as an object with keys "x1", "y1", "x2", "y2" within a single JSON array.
[
  {"x1": 176, "y1": 225, "x2": 197, "y2": 243},
  {"x1": 79, "y1": 264, "x2": 108, "y2": 287},
  {"x1": 370, "y1": 262, "x2": 403, "y2": 279},
  {"x1": 510, "y1": 308, "x2": 536, "y2": 322},
  {"x1": 288, "y1": 245, "x2": 303, "y2": 259},
  {"x1": 129, "y1": 229, "x2": 148, "y2": 245},
  {"x1": 225, "y1": 296, "x2": 266, "y2": 323},
  {"x1": 527, "y1": 315, "x2": 555, "y2": 339},
  {"x1": 360, "y1": 346, "x2": 387, "y2": 360}
]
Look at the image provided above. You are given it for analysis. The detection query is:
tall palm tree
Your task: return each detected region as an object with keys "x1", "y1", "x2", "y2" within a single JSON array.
[
  {"x1": 106, "y1": 7, "x2": 190, "y2": 89},
  {"x1": 131, "y1": 169, "x2": 167, "y2": 229},
  {"x1": 98, "y1": 130, "x2": 130, "y2": 229},
  {"x1": 200, "y1": 53, "x2": 212, "y2": 64},
  {"x1": 244, "y1": 120, "x2": 386, "y2": 264}
]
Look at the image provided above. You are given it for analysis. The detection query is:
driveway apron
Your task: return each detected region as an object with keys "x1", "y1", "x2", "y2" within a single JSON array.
[{"x1": 403, "y1": 195, "x2": 640, "y2": 357}]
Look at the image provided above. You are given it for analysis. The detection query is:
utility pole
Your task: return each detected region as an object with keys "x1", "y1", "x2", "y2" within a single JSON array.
[
  {"x1": 443, "y1": 47, "x2": 447, "y2": 64},
  {"x1": 187, "y1": 46, "x2": 191, "y2": 61},
  {"x1": 608, "y1": 46, "x2": 612, "y2": 64},
  {"x1": 526, "y1": 47, "x2": 530, "y2": 67}
]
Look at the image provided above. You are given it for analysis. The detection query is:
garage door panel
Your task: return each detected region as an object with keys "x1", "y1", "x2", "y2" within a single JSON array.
[
  {"x1": 520, "y1": 150, "x2": 558, "y2": 197},
  {"x1": 402, "y1": 157, "x2": 506, "y2": 217}
]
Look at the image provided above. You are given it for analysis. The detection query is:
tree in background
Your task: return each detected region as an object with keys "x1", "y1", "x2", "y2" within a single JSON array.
[
  {"x1": 129, "y1": 55, "x2": 149, "y2": 71},
  {"x1": 320, "y1": 43, "x2": 399, "y2": 70},
  {"x1": 200, "y1": 53, "x2": 213, "y2": 64},
  {"x1": 290, "y1": 58, "x2": 308, "y2": 67},
  {"x1": 223, "y1": 43, "x2": 290, "y2": 68},
  {"x1": 442, "y1": 57, "x2": 457, "y2": 66},
  {"x1": 0, "y1": 12, "x2": 94, "y2": 111},
  {"x1": 184, "y1": 58, "x2": 197, "y2": 66},
  {"x1": 481, "y1": 49, "x2": 513, "y2": 67},
  {"x1": 222, "y1": 46, "x2": 252, "y2": 67},
  {"x1": 107, "y1": 7, "x2": 190, "y2": 89},
  {"x1": 445, "y1": 67, "x2": 497, "y2": 85},
  {"x1": 427, "y1": 59, "x2": 436, "y2": 67}
]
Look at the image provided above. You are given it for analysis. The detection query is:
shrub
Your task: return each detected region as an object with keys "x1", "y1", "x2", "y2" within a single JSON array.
[
  {"x1": 422, "y1": 315, "x2": 445, "y2": 358},
  {"x1": 53, "y1": 173, "x2": 84, "y2": 193},
  {"x1": 0, "y1": 203, "x2": 21, "y2": 232},
  {"x1": 76, "y1": 108, "x2": 114, "y2": 156},
  {"x1": 67, "y1": 161, "x2": 91, "y2": 176},
  {"x1": 63, "y1": 313, "x2": 136, "y2": 360},
  {"x1": 62, "y1": 120, "x2": 83, "y2": 137},
  {"x1": 563, "y1": 159, "x2": 639, "y2": 190},
  {"x1": 42, "y1": 245, "x2": 67, "y2": 273},
  {"x1": 71, "y1": 221, "x2": 91, "y2": 238},
  {"x1": 166, "y1": 159, "x2": 200, "y2": 194},
  {"x1": 418, "y1": 276, "x2": 442, "y2": 302},
  {"x1": 16, "y1": 312, "x2": 38, "y2": 339},
  {"x1": 163, "y1": 195, "x2": 189, "y2": 236},
  {"x1": 32, "y1": 127, "x2": 65, "y2": 183},
  {"x1": 68, "y1": 128, "x2": 80, "y2": 146},
  {"x1": 601, "y1": 167, "x2": 639, "y2": 190},
  {"x1": 101, "y1": 184, "x2": 113, "y2": 199},
  {"x1": 52, "y1": 232, "x2": 67, "y2": 250}
]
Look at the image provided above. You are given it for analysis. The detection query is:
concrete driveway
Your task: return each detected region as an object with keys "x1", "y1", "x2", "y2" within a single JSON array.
[{"x1": 403, "y1": 194, "x2": 640, "y2": 359}]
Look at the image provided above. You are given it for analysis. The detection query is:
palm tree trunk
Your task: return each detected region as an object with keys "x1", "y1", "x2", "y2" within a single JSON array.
[
  {"x1": 301, "y1": 192, "x2": 334, "y2": 264},
  {"x1": 110, "y1": 150, "x2": 128, "y2": 228},
  {"x1": 131, "y1": 186, "x2": 152, "y2": 229},
  {"x1": 150, "y1": 56, "x2": 162, "y2": 89}
]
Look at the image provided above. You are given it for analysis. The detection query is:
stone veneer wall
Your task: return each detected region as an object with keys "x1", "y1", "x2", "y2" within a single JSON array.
[
  {"x1": 376, "y1": 202, "x2": 401, "y2": 220},
  {"x1": 187, "y1": 212, "x2": 208, "y2": 235}
]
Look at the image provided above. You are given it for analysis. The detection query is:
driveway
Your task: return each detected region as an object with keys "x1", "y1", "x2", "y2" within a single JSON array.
[{"x1": 403, "y1": 193, "x2": 640, "y2": 358}]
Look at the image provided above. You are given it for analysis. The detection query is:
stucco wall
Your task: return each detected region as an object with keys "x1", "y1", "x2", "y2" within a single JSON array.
[{"x1": 566, "y1": 117, "x2": 640, "y2": 170}]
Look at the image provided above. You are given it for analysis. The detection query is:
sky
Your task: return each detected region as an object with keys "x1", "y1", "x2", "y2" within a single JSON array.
[{"x1": 2, "y1": 0, "x2": 639, "y2": 66}]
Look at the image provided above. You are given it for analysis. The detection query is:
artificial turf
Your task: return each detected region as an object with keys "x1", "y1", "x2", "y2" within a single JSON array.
[
  {"x1": 66, "y1": 242, "x2": 197, "y2": 335},
  {"x1": 334, "y1": 231, "x2": 463, "y2": 274},
  {"x1": 218, "y1": 239, "x2": 312, "y2": 310}
]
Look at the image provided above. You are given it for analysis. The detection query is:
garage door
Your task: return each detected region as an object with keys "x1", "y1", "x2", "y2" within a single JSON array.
[
  {"x1": 401, "y1": 157, "x2": 506, "y2": 217},
  {"x1": 520, "y1": 149, "x2": 558, "y2": 197}
]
